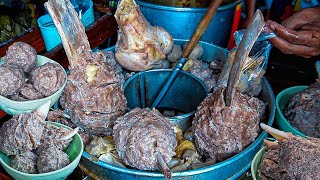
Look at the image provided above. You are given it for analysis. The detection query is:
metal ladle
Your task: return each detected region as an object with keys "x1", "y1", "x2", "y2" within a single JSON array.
[{"x1": 151, "y1": 0, "x2": 224, "y2": 108}]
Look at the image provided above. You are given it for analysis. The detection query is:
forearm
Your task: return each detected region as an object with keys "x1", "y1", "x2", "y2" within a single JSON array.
[{"x1": 244, "y1": 0, "x2": 255, "y2": 20}]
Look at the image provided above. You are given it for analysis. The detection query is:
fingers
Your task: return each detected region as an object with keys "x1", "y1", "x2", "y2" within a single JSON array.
[
  {"x1": 267, "y1": 20, "x2": 320, "y2": 47},
  {"x1": 269, "y1": 36, "x2": 320, "y2": 58}
]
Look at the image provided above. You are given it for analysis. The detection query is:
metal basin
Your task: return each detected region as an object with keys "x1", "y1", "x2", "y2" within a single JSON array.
[
  {"x1": 136, "y1": 0, "x2": 241, "y2": 47},
  {"x1": 124, "y1": 70, "x2": 208, "y2": 132},
  {"x1": 80, "y1": 40, "x2": 276, "y2": 180}
]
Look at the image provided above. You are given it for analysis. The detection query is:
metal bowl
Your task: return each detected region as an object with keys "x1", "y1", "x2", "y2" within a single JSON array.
[
  {"x1": 124, "y1": 69, "x2": 208, "y2": 132},
  {"x1": 80, "y1": 40, "x2": 276, "y2": 179}
]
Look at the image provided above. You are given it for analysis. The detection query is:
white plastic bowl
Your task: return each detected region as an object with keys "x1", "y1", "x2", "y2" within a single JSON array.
[{"x1": 0, "y1": 55, "x2": 67, "y2": 115}]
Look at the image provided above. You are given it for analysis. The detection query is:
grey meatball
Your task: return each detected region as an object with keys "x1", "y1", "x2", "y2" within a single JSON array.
[
  {"x1": 11, "y1": 83, "x2": 44, "y2": 101},
  {"x1": 30, "y1": 63, "x2": 66, "y2": 97},
  {"x1": 113, "y1": 108, "x2": 177, "y2": 171},
  {"x1": 37, "y1": 146, "x2": 70, "y2": 173},
  {"x1": 0, "y1": 65, "x2": 25, "y2": 96},
  {"x1": 5, "y1": 42, "x2": 37, "y2": 73},
  {"x1": 167, "y1": 44, "x2": 182, "y2": 63},
  {"x1": 10, "y1": 151, "x2": 38, "y2": 174}
]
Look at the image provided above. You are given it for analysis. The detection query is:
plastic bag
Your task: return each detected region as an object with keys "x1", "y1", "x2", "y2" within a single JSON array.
[
  {"x1": 234, "y1": 28, "x2": 276, "y2": 46},
  {"x1": 216, "y1": 30, "x2": 272, "y2": 96},
  {"x1": 237, "y1": 41, "x2": 271, "y2": 96},
  {"x1": 235, "y1": 28, "x2": 273, "y2": 96}
]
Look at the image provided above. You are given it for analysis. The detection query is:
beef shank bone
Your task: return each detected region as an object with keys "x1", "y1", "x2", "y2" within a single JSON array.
[
  {"x1": 44, "y1": 0, "x2": 98, "y2": 82},
  {"x1": 114, "y1": 0, "x2": 174, "y2": 71}
]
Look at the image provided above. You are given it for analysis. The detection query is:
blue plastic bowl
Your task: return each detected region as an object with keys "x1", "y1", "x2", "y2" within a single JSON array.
[{"x1": 38, "y1": 0, "x2": 95, "y2": 51}]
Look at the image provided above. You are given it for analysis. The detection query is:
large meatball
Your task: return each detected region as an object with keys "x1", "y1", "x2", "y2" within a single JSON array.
[
  {"x1": 192, "y1": 88, "x2": 265, "y2": 161},
  {"x1": 5, "y1": 42, "x2": 37, "y2": 73},
  {"x1": 0, "y1": 65, "x2": 25, "y2": 96},
  {"x1": 113, "y1": 108, "x2": 177, "y2": 171},
  {"x1": 11, "y1": 83, "x2": 44, "y2": 101},
  {"x1": 30, "y1": 63, "x2": 66, "y2": 97},
  {"x1": 10, "y1": 151, "x2": 38, "y2": 174}
]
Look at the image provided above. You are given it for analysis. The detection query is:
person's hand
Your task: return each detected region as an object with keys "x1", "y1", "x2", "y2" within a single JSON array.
[{"x1": 266, "y1": 8, "x2": 320, "y2": 58}]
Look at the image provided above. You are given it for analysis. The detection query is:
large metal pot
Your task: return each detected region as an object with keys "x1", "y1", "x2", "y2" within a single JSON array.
[
  {"x1": 80, "y1": 40, "x2": 276, "y2": 180},
  {"x1": 135, "y1": 0, "x2": 242, "y2": 47}
]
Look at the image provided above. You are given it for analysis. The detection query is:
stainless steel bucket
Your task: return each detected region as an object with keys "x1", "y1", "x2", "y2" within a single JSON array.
[{"x1": 136, "y1": 0, "x2": 242, "y2": 47}]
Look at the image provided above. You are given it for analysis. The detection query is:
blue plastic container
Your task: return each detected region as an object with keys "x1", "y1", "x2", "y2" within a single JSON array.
[
  {"x1": 38, "y1": 0, "x2": 95, "y2": 51},
  {"x1": 80, "y1": 39, "x2": 276, "y2": 180},
  {"x1": 135, "y1": 0, "x2": 242, "y2": 47}
]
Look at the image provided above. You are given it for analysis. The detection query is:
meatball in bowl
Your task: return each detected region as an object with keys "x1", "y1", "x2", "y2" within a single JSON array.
[{"x1": 0, "y1": 42, "x2": 67, "y2": 115}]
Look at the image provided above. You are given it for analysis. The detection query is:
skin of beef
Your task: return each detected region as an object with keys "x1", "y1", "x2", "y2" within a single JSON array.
[
  {"x1": 259, "y1": 136, "x2": 320, "y2": 180},
  {"x1": 37, "y1": 146, "x2": 70, "y2": 173},
  {"x1": 0, "y1": 113, "x2": 45, "y2": 155},
  {"x1": 30, "y1": 63, "x2": 66, "y2": 97},
  {"x1": 284, "y1": 81, "x2": 320, "y2": 137},
  {"x1": 11, "y1": 83, "x2": 44, "y2": 101},
  {"x1": 192, "y1": 88, "x2": 265, "y2": 161},
  {"x1": 0, "y1": 65, "x2": 25, "y2": 97},
  {"x1": 5, "y1": 42, "x2": 37, "y2": 73},
  {"x1": 60, "y1": 50, "x2": 127, "y2": 136},
  {"x1": 10, "y1": 151, "x2": 38, "y2": 174},
  {"x1": 113, "y1": 108, "x2": 177, "y2": 171}
]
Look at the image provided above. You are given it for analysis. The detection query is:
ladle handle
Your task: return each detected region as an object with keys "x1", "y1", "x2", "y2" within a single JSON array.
[
  {"x1": 182, "y1": 0, "x2": 223, "y2": 58},
  {"x1": 225, "y1": 10, "x2": 265, "y2": 106},
  {"x1": 151, "y1": 0, "x2": 223, "y2": 108}
]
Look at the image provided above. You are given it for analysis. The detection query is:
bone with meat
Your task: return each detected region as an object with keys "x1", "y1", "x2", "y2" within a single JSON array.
[
  {"x1": 44, "y1": 0, "x2": 127, "y2": 136},
  {"x1": 192, "y1": 10, "x2": 266, "y2": 162},
  {"x1": 114, "y1": 0, "x2": 174, "y2": 71}
]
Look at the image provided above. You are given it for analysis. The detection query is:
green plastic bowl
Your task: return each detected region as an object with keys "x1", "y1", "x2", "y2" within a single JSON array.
[
  {"x1": 0, "y1": 55, "x2": 67, "y2": 115},
  {"x1": 275, "y1": 86, "x2": 308, "y2": 137},
  {"x1": 251, "y1": 147, "x2": 265, "y2": 180},
  {"x1": 0, "y1": 121, "x2": 83, "y2": 180}
]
